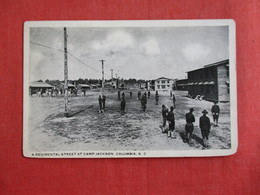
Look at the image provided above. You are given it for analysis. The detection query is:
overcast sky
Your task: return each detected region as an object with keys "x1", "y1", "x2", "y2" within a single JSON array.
[{"x1": 29, "y1": 26, "x2": 229, "y2": 81}]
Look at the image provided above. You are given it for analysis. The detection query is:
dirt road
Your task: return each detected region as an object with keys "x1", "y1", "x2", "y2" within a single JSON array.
[{"x1": 28, "y1": 91, "x2": 231, "y2": 152}]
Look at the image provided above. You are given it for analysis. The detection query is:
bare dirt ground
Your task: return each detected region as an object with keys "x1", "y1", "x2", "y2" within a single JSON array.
[{"x1": 28, "y1": 91, "x2": 231, "y2": 152}]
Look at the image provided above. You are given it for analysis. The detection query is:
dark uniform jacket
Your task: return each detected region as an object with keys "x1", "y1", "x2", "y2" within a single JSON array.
[
  {"x1": 167, "y1": 111, "x2": 175, "y2": 129},
  {"x1": 186, "y1": 112, "x2": 195, "y2": 123},
  {"x1": 172, "y1": 95, "x2": 176, "y2": 102},
  {"x1": 162, "y1": 108, "x2": 168, "y2": 117},
  {"x1": 211, "y1": 105, "x2": 220, "y2": 113},
  {"x1": 167, "y1": 111, "x2": 175, "y2": 123},
  {"x1": 98, "y1": 97, "x2": 102, "y2": 104},
  {"x1": 141, "y1": 96, "x2": 147, "y2": 105},
  {"x1": 199, "y1": 115, "x2": 211, "y2": 131},
  {"x1": 121, "y1": 99, "x2": 126, "y2": 107}
]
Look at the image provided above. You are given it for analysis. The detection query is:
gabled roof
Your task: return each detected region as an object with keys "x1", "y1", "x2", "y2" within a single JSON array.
[
  {"x1": 155, "y1": 77, "x2": 173, "y2": 81},
  {"x1": 30, "y1": 82, "x2": 53, "y2": 88},
  {"x1": 78, "y1": 84, "x2": 91, "y2": 87}
]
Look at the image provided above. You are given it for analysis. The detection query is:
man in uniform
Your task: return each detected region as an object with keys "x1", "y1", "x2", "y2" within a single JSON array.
[
  {"x1": 211, "y1": 102, "x2": 220, "y2": 127},
  {"x1": 102, "y1": 95, "x2": 106, "y2": 110},
  {"x1": 141, "y1": 94, "x2": 147, "y2": 112},
  {"x1": 148, "y1": 90, "x2": 150, "y2": 98},
  {"x1": 130, "y1": 91, "x2": 133, "y2": 98},
  {"x1": 155, "y1": 91, "x2": 159, "y2": 105},
  {"x1": 121, "y1": 97, "x2": 126, "y2": 114},
  {"x1": 167, "y1": 106, "x2": 175, "y2": 138},
  {"x1": 172, "y1": 94, "x2": 176, "y2": 108},
  {"x1": 161, "y1": 105, "x2": 168, "y2": 133},
  {"x1": 98, "y1": 95, "x2": 102, "y2": 112},
  {"x1": 199, "y1": 110, "x2": 211, "y2": 147},
  {"x1": 185, "y1": 108, "x2": 195, "y2": 143}
]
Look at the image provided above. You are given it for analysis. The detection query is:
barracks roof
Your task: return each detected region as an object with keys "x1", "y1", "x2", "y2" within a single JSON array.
[
  {"x1": 30, "y1": 82, "x2": 53, "y2": 88},
  {"x1": 187, "y1": 59, "x2": 229, "y2": 73}
]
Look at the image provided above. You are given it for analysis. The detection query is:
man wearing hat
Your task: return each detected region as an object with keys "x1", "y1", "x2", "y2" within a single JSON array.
[
  {"x1": 199, "y1": 110, "x2": 211, "y2": 147},
  {"x1": 211, "y1": 102, "x2": 220, "y2": 127},
  {"x1": 185, "y1": 108, "x2": 195, "y2": 143}
]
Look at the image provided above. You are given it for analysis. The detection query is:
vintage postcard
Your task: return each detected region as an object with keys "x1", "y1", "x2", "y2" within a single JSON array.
[{"x1": 23, "y1": 20, "x2": 237, "y2": 158}]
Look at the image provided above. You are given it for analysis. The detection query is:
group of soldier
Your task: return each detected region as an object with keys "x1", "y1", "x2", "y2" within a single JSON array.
[
  {"x1": 118, "y1": 90, "x2": 150, "y2": 114},
  {"x1": 161, "y1": 101, "x2": 220, "y2": 148},
  {"x1": 97, "y1": 90, "x2": 221, "y2": 148}
]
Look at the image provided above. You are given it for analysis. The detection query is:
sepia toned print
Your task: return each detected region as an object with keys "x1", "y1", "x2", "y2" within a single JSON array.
[{"x1": 23, "y1": 20, "x2": 237, "y2": 158}]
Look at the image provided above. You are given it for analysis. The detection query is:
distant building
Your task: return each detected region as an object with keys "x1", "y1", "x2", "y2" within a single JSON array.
[
  {"x1": 56, "y1": 82, "x2": 75, "y2": 93},
  {"x1": 176, "y1": 79, "x2": 188, "y2": 91},
  {"x1": 77, "y1": 84, "x2": 91, "y2": 90},
  {"x1": 105, "y1": 80, "x2": 117, "y2": 89},
  {"x1": 186, "y1": 59, "x2": 229, "y2": 102},
  {"x1": 90, "y1": 84, "x2": 98, "y2": 89},
  {"x1": 29, "y1": 81, "x2": 53, "y2": 94},
  {"x1": 154, "y1": 77, "x2": 175, "y2": 92},
  {"x1": 149, "y1": 80, "x2": 155, "y2": 91}
]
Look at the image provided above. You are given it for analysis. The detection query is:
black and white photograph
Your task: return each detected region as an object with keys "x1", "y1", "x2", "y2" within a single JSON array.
[{"x1": 23, "y1": 20, "x2": 237, "y2": 158}]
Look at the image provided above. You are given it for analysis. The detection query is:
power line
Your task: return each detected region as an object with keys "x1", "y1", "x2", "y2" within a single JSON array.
[
  {"x1": 30, "y1": 41, "x2": 64, "y2": 52},
  {"x1": 30, "y1": 41, "x2": 110, "y2": 77}
]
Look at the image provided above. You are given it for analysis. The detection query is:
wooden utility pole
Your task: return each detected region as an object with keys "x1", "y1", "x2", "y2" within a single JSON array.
[
  {"x1": 64, "y1": 27, "x2": 69, "y2": 117},
  {"x1": 100, "y1": 60, "x2": 105, "y2": 97}
]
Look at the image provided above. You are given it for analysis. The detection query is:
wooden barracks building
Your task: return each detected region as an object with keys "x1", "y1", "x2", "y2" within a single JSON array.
[{"x1": 176, "y1": 59, "x2": 230, "y2": 102}]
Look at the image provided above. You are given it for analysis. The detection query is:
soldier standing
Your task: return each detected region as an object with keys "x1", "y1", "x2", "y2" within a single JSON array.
[
  {"x1": 172, "y1": 94, "x2": 176, "y2": 108},
  {"x1": 102, "y1": 95, "x2": 106, "y2": 110},
  {"x1": 141, "y1": 94, "x2": 147, "y2": 112},
  {"x1": 211, "y1": 102, "x2": 220, "y2": 127},
  {"x1": 161, "y1": 105, "x2": 168, "y2": 133},
  {"x1": 185, "y1": 108, "x2": 195, "y2": 143},
  {"x1": 167, "y1": 106, "x2": 175, "y2": 138},
  {"x1": 170, "y1": 90, "x2": 173, "y2": 97},
  {"x1": 148, "y1": 90, "x2": 150, "y2": 98},
  {"x1": 199, "y1": 110, "x2": 211, "y2": 147},
  {"x1": 121, "y1": 97, "x2": 126, "y2": 114},
  {"x1": 122, "y1": 92, "x2": 125, "y2": 100},
  {"x1": 155, "y1": 91, "x2": 159, "y2": 105},
  {"x1": 130, "y1": 91, "x2": 133, "y2": 98},
  {"x1": 98, "y1": 95, "x2": 102, "y2": 112}
]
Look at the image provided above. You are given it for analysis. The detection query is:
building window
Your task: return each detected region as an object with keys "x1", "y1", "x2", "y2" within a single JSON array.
[
  {"x1": 167, "y1": 85, "x2": 170, "y2": 87},
  {"x1": 167, "y1": 80, "x2": 170, "y2": 83},
  {"x1": 161, "y1": 80, "x2": 165, "y2": 84},
  {"x1": 162, "y1": 85, "x2": 165, "y2": 89},
  {"x1": 157, "y1": 81, "x2": 160, "y2": 84},
  {"x1": 158, "y1": 85, "x2": 160, "y2": 89}
]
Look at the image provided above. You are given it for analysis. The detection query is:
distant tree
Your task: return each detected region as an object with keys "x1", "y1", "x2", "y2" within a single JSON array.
[
  {"x1": 37, "y1": 80, "x2": 43, "y2": 82},
  {"x1": 77, "y1": 78, "x2": 84, "y2": 84}
]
